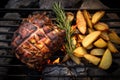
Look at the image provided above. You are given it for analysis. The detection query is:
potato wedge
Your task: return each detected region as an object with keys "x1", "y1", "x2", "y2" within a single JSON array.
[
  {"x1": 94, "y1": 38, "x2": 107, "y2": 48},
  {"x1": 92, "y1": 11, "x2": 105, "y2": 24},
  {"x1": 66, "y1": 12, "x2": 74, "y2": 22},
  {"x1": 108, "y1": 41, "x2": 119, "y2": 53},
  {"x1": 108, "y1": 30, "x2": 120, "y2": 44},
  {"x1": 83, "y1": 10, "x2": 93, "y2": 28},
  {"x1": 90, "y1": 48, "x2": 105, "y2": 56},
  {"x1": 84, "y1": 54, "x2": 101, "y2": 65},
  {"x1": 69, "y1": 54, "x2": 81, "y2": 65},
  {"x1": 88, "y1": 28, "x2": 95, "y2": 33},
  {"x1": 62, "y1": 54, "x2": 70, "y2": 62},
  {"x1": 99, "y1": 49, "x2": 112, "y2": 69},
  {"x1": 100, "y1": 31, "x2": 109, "y2": 41},
  {"x1": 86, "y1": 44, "x2": 94, "y2": 50},
  {"x1": 77, "y1": 34, "x2": 85, "y2": 42},
  {"x1": 76, "y1": 10, "x2": 86, "y2": 34},
  {"x1": 72, "y1": 36, "x2": 77, "y2": 47},
  {"x1": 82, "y1": 31, "x2": 101, "y2": 48},
  {"x1": 76, "y1": 43, "x2": 81, "y2": 47},
  {"x1": 73, "y1": 47, "x2": 87, "y2": 57},
  {"x1": 78, "y1": 34, "x2": 85, "y2": 39},
  {"x1": 71, "y1": 25, "x2": 77, "y2": 32},
  {"x1": 94, "y1": 22, "x2": 109, "y2": 31}
]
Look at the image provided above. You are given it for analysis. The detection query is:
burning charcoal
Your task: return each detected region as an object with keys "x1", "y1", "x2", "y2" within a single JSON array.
[
  {"x1": 5, "y1": 0, "x2": 40, "y2": 19},
  {"x1": 0, "y1": 52, "x2": 9, "y2": 80},
  {"x1": 39, "y1": 0, "x2": 80, "y2": 9},
  {"x1": 43, "y1": 60, "x2": 88, "y2": 80},
  {"x1": 0, "y1": 12, "x2": 21, "y2": 80},
  {"x1": 80, "y1": 0, "x2": 108, "y2": 9},
  {"x1": 112, "y1": 68, "x2": 120, "y2": 80},
  {"x1": 0, "y1": 0, "x2": 67, "y2": 79},
  {"x1": 5, "y1": 0, "x2": 39, "y2": 8},
  {"x1": 43, "y1": 65, "x2": 72, "y2": 80},
  {"x1": 0, "y1": 13, "x2": 20, "y2": 34},
  {"x1": 87, "y1": 67, "x2": 108, "y2": 80}
]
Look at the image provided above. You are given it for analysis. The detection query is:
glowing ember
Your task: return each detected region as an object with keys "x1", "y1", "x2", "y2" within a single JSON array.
[{"x1": 53, "y1": 58, "x2": 60, "y2": 64}]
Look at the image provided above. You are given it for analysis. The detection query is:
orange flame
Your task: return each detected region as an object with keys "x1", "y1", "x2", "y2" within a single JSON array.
[
  {"x1": 47, "y1": 59, "x2": 51, "y2": 64},
  {"x1": 53, "y1": 58, "x2": 60, "y2": 64}
]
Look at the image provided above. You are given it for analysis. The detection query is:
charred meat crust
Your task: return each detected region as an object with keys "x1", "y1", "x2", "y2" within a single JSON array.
[{"x1": 11, "y1": 13, "x2": 66, "y2": 71}]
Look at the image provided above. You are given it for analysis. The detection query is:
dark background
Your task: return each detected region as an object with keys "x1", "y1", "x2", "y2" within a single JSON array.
[
  {"x1": 0, "y1": 0, "x2": 120, "y2": 8},
  {"x1": 101, "y1": 0, "x2": 120, "y2": 8}
]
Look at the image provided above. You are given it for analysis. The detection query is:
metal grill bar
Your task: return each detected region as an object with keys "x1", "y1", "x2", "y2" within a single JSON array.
[
  {"x1": 0, "y1": 25, "x2": 19, "y2": 28},
  {"x1": 0, "y1": 55, "x2": 14, "y2": 58},
  {"x1": 0, "y1": 39, "x2": 11, "y2": 43},
  {"x1": 0, "y1": 18, "x2": 22, "y2": 21},
  {"x1": 1, "y1": 17, "x2": 120, "y2": 22},
  {"x1": 0, "y1": 75, "x2": 119, "y2": 78},
  {"x1": 0, "y1": 46, "x2": 11, "y2": 49},
  {"x1": 0, "y1": 62, "x2": 119, "y2": 68},
  {"x1": 0, "y1": 8, "x2": 120, "y2": 12},
  {"x1": 1, "y1": 8, "x2": 120, "y2": 80}
]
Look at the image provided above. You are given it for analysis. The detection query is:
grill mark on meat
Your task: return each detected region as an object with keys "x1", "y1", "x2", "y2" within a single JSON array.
[
  {"x1": 43, "y1": 25, "x2": 53, "y2": 34},
  {"x1": 11, "y1": 13, "x2": 66, "y2": 70},
  {"x1": 27, "y1": 12, "x2": 51, "y2": 28},
  {"x1": 16, "y1": 23, "x2": 56, "y2": 56},
  {"x1": 13, "y1": 13, "x2": 52, "y2": 50},
  {"x1": 16, "y1": 23, "x2": 43, "y2": 49}
]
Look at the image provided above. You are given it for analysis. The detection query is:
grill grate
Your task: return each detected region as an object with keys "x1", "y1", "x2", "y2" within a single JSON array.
[{"x1": 1, "y1": 8, "x2": 120, "y2": 80}]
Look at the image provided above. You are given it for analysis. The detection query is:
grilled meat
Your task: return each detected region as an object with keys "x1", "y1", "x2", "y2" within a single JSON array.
[{"x1": 11, "y1": 12, "x2": 65, "y2": 71}]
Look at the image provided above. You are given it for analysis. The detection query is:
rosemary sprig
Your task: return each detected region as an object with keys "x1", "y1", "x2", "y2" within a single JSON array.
[
  {"x1": 52, "y1": 2, "x2": 80, "y2": 64},
  {"x1": 52, "y1": 2, "x2": 73, "y2": 54}
]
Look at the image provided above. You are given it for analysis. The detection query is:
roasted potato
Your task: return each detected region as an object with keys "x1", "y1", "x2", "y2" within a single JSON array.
[
  {"x1": 82, "y1": 31, "x2": 101, "y2": 48},
  {"x1": 92, "y1": 11, "x2": 105, "y2": 24},
  {"x1": 76, "y1": 10, "x2": 86, "y2": 34},
  {"x1": 84, "y1": 54, "x2": 101, "y2": 65},
  {"x1": 99, "y1": 49, "x2": 112, "y2": 69}
]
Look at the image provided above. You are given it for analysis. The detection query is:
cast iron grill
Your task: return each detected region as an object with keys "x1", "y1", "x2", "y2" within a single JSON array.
[{"x1": 0, "y1": 8, "x2": 120, "y2": 80}]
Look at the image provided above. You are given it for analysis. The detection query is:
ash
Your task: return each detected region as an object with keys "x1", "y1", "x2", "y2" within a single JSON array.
[{"x1": 0, "y1": 0, "x2": 120, "y2": 80}]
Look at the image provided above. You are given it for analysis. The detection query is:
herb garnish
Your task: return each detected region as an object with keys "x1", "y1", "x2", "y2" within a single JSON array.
[{"x1": 52, "y1": 2, "x2": 80, "y2": 64}]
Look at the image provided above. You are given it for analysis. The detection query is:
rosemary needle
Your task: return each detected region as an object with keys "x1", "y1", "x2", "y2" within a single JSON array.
[{"x1": 52, "y1": 2, "x2": 81, "y2": 64}]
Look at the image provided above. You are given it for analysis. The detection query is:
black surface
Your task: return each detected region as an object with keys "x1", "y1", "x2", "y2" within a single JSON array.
[{"x1": 100, "y1": 0, "x2": 120, "y2": 8}]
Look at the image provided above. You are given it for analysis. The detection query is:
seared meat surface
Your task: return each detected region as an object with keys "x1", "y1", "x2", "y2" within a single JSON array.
[{"x1": 11, "y1": 13, "x2": 65, "y2": 71}]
